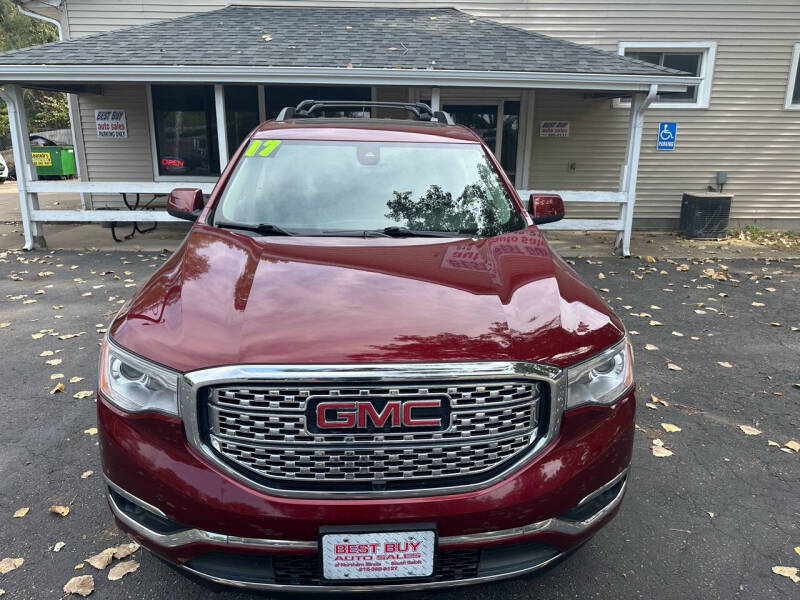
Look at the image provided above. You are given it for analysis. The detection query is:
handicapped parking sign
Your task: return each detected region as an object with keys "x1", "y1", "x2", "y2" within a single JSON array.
[{"x1": 657, "y1": 122, "x2": 677, "y2": 151}]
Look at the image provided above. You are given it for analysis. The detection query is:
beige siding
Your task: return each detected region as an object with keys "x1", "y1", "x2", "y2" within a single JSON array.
[
  {"x1": 77, "y1": 85, "x2": 154, "y2": 208},
  {"x1": 50, "y1": 0, "x2": 800, "y2": 223}
]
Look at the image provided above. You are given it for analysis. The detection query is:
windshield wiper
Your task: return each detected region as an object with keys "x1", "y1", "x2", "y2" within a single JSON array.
[
  {"x1": 215, "y1": 219, "x2": 294, "y2": 236},
  {"x1": 379, "y1": 226, "x2": 466, "y2": 238}
]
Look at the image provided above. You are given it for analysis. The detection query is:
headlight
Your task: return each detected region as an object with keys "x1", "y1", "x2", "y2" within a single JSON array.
[
  {"x1": 566, "y1": 338, "x2": 633, "y2": 410},
  {"x1": 99, "y1": 338, "x2": 179, "y2": 416}
]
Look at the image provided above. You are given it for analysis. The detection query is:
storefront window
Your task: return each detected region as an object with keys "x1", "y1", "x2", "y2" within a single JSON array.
[
  {"x1": 225, "y1": 85, "x2": 260, "y2": 157},
  {"x1": 152, "y1": 84, "x2": 219, "y2": 177},
  {"x1": 265, "y1": 85, "x2": 371, "y2": 118}
]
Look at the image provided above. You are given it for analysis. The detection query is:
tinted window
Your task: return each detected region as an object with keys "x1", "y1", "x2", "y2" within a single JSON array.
[
  {"x1": 152, "y1": 85, "x2": 219, "y2": 176},
  {"x1": 217, "y1": 140, "x2": 525, "y2": 237}
]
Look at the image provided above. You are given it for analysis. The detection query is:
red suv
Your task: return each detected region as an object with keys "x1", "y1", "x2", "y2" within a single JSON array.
[{"x1": 98, "y1": 101, "x2": 634, "y2": 592}]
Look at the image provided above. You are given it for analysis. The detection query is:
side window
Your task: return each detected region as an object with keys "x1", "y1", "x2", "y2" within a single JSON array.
[
  {"x1": 617, "y1": 42, "x2": 717, "y2": 108},
  {"x1": 785, "y1": 43, "x2": 800, "y2": 110}
]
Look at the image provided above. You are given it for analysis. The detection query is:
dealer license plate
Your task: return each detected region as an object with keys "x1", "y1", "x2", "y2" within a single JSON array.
[{"x1": 320, "y1": 529, "x2": 436, "y2": 581}]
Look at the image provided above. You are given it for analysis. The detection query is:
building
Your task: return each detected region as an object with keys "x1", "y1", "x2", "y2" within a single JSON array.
[{"x1": 1, "y1": 0, "x2": 799, "y2": 251}]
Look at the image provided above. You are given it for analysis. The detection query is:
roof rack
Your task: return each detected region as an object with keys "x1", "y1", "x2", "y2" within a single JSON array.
[{"x1": 276, "y1": 100, "x2": 455, "y2": 125}]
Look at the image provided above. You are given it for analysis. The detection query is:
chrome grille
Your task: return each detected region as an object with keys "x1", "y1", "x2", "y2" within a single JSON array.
[{"x1": 203, "y1": 381, "x2": 544, "y2": 492}]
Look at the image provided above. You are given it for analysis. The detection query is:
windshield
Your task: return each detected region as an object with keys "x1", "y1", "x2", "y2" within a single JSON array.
[{"x1": 215, "y1": 139, "x2": 525, "y2": 237}]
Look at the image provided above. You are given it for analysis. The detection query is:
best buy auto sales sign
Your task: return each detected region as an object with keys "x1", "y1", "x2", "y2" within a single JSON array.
[{"x1": 95, "y1": 109, "x2": 128, "y2": 138}]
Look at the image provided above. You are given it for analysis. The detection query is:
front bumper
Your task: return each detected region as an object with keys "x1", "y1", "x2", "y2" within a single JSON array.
[{"x1": 99, "y1": 385, "x2": 635, "y2": 591}]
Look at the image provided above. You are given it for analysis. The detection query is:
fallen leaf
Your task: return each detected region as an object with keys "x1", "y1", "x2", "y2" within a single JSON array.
[
  {"x1": 718, "y1": 361, "x2": 733, "y2": 368},
  {"x1": 785, "y1": 440, "x2": 800, "y2": 452},
  {"x1": 645, "y1": 402, "x2": 658, "y2": 409},
  {"x1": 739, "y1": 425, "x2": 761, "y2": 436},
  {"x1": 113, "y1": 542, "x2": 140, "y2": 560},
  {"x1": 31, "y1": 333, "x2": 45, "y2": 339},
  {"x1": 651, "y1": 394, "x2": 668, "y2": 407},
  {"x1": 752, "y1": 301, "x2": 765, "y2": 307},
  {"x1": 771, "y1": 566, "x2": 799, "y2": 583},
  {"x1": 13, "y1": 507, "x2": 29, "y2": 518},
  {"x1": 40, "y1": 350, "x2": 54, "y2": 356},
  {"x1": 63, "y1": 574, "x2": 94, "y2": 596},
  {"x1": 86, "y1": 548, "x2": 115, "y2": 570},
  {"x1": 598, "y1": 272, "x2": 605, "y2": 280},
  {"x1": 84, "y1": 427, "x2": 98, "y2": 436},
  {"x1": 0, "y1": 557, "x2": 23, "y2": 574},
  {"x1": 795, "y1": 546, "x2": 800, "y2": 557},
  {"x1": 652, "y1": 439, "x2": 673, "y2": 457},
  {"x1": 70, "y1": 377, "x2": 84, "y2": 383},
  {"x1": 649, "y1": 320, "x2": 663, "y2": 326},
  {"x1": 644, "y1": 344, "x2": 659, "y2": 351},
  {"x1": 49, "y1": 382, "x2": 65, "y2": 394},
  {"x1": 45, "y1": 358, "x2": 62, "y2": 366},
  {"x1": 108, "y1": 559, "x2": 139, "y2": 581},
  {"x1": 667, "y1": 363, "x2": 682, "y2": 371},
  {"x1": 769, "y1": 322, "x2": 781, "y2": 327},
  {"x1": 81, "y1": 470, "x2": 94, "y2": 479},
  {"x1": 706, "y1": 511, "x2": 715, "y2": 518},
  {"x1": 671, "y1": 331, "x2": 684, "y2": 337},
  {"x1": 768, "y1": 440, "x2": 781, "y2": 447},
  {"x1": 661, "y1": 423, "x2": 682, "y2": 433},
  {"x1": 74, "y1": 391, "x2": 93, "y2": 399},
  {"x1": 49, "y1": 505, "x2": 70, "y2": 517},
  {"x1": 53, "y1": 541, "x2": 66, "y2": 552},
  {"x1": 0, "y1": 322, "x2": 9, "y2": 328},
  {"x1": 51, "y1": 373, "x2": 64, "y2": 380}
]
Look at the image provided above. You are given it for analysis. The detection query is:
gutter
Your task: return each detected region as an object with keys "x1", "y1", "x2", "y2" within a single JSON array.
[{"x1": 0, "y1": 64, "x2": 698, "y2": 93}]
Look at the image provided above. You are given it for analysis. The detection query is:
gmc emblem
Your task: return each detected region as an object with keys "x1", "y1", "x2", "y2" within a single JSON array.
[{"x1": 306, "y1": 395, "x2": 451, "y2": 434}]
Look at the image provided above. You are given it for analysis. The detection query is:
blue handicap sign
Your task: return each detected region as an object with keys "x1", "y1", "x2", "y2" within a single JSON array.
[{"x1": 657, "y1": 122, "x2": 677, "y2": 151}]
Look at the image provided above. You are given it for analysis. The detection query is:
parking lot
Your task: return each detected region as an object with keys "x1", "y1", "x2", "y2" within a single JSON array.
[{"x1": 0, "y1": 244, "x2": 798, "y2": 599}]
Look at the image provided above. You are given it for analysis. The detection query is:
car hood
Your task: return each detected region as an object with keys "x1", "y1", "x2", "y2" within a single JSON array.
[{"x1": 111, "y1": 224, "x2": 624, "y2": 372}]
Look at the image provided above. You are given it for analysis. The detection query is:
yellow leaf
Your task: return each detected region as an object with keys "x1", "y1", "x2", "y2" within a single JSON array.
[
  {"x1": 671, "y1": 331, "x2": 684, "y2": 337},
  {"x1": 69, "y1": 377, "x2": 84, "y2": 384},
  {"x1": 645, "y1": 402, "x2": 658, "y2": 409},
  {"x1": 661, "y1": 423, "x2": 682, "y2": 433},
  {"x1": 794, "y1": 546, "x2": 800, "y2": 557},
  {"x1": 51, "y1": 373, "x2": 64, "y2": 380},
  {"x1": 84, "y1": 427, "x2": 98, "y2": 436},
  {"x1": 644, "y1": 344, "x2": 659, "y2": 351},
  {"x1": 74, "y1": 391, "x2": 94, "y2": 399},
  {"x1": 771, "y1": 566, "x2": 799, "y2": 583},
  {"x1": 31, "y1": 333, "x2": 45, "y2": 339},
  {"x1": 739, "y1": 425, "x2": 761, "y2": 436},
  {"x1": 49, "y1": 382, "x2": 65, "y2": 394},
  {"x1": 46, "y1": 358, "x2": 62, "y2": 366},
  {"x1": 0, "y1": 557, "x2": 23, "y2": 575},
  {"x1": 63, "y1": 574, "x2": 95, "y2": 597},
  {"x1": 769, "y1": 322, "x2": 781, "y2": 327},
  {"x1": 107, "y1": 559, "x2": 139, "y2": 581},
  {"x1": 0, "y1": 322, "x2": 10, "y2": 328},
  {"x1": 751, "y1": 301, "x2": 765, "y2": 307},
  {"x1": 13, "y1": 507, "x2": 29, "y2": 518},
  {"x1": 49, "y1": 505, "x2": 70, "y2": 517},
  {"x1": 784, "y1": 440, "x2": 800, "y2": 452},
  {"x1": 80, "y1": 470, "x2": 93, "y2": 479},
  {"x1": 649, "y1": 320, "x2": 663, "y2": 326},
  {"x1": 667, "y1": 363, "x2": 682, "y2": 371},
  {"x1": 717, "y1": 361, "x2": 733, "y2": 368},
  {"x1": 40, "y1": 350, "x2": 54, "y2": 356},
  {"x1": 597, "y1": 272, "x2": 606, "y2": 279}
]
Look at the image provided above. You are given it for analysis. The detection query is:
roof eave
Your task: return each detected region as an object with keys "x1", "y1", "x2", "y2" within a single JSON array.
[{"x1": 0, "y1": 64, "x2": 696, "y2": 92}]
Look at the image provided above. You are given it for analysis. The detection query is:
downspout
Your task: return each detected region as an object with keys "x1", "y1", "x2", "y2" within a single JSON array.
[
  {"x1": 618, "y1": 83, "x2": 657, "y2": 257},
  {"x1": 16, "y1": 1, "x2": 87, "y2": 208}
]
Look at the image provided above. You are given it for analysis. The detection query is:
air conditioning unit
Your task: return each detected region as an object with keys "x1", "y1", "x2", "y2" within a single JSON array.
[{"x1": 679, "y1": 193, "x2": 732, "y2": 239}]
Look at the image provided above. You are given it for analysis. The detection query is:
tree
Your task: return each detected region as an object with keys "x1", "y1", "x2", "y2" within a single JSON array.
[{"x1": 0, "y1": 0, "x2": 70, "y2": 151}]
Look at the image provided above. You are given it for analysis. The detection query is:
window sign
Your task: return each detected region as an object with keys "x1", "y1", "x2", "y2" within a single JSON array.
[
  {"x1": 539, "y1": 121, "x2": 569, "y2": 137},
  {"x1": 657, "y1": 122, "x2": 677, "y2": 151},
  {"x1": 95, "y1": 110, "x2": 128, "y2": 138}
]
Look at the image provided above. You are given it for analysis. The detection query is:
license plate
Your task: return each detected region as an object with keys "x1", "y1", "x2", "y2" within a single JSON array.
[{"x1": 320, "y1": 528, "x2": 436, "y2": 581}]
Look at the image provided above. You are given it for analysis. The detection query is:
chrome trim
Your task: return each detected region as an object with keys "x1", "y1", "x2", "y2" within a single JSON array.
[
  {"x1": 180, "y1": 362, "x2": 565, "y2": 499},
  {"x1": 577, "y1": 468, "x2": 628, "y2": 508},
  {"x1": 105, "y1": 469, "x2": 626, "y2": 555},
  {"x1": 105, "y1": 475, "x2": 168, "y2": 518},
  {"x1": 105, "y1": 481, "x2": 316, "y2": 550}
]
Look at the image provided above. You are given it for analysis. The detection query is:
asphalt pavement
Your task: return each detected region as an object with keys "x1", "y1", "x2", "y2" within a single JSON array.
[{"x1": 0, "y1": 245, "x2": 798, "y2": 599}]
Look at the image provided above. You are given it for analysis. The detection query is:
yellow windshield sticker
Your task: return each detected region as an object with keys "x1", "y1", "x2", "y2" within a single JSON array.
[{"x1": 244, "y1": 139, "x2": 281, "y2": 157}]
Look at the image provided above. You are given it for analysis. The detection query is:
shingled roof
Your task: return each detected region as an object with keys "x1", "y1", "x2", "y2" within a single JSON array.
[{"x1": 0, "y1": 5, "x2": 684, "y2": 78}]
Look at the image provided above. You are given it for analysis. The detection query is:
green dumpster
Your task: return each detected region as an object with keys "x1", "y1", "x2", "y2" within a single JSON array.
[{"x1": 31, "y1": 145, "x2": 76, "y2": 178}]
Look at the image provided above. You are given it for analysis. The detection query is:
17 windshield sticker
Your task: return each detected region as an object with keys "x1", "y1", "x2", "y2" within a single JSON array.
[{"x1": 244, "y1": 139, "x2": 281, "y2": 157}]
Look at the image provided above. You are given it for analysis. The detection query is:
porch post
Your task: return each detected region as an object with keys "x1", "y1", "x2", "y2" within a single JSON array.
[
  {"x1": 430, "y1": 87, "x2": 441, "y2": 112},
  {"x1": 0, "y1": 84, "x2": 45, "y2": 250},
  {"x1": 617, "y1": 84, "x2": 657, "y2": 257},
  {"x1": 214, "y1": 84, "x2": 229, "y2": 168}
]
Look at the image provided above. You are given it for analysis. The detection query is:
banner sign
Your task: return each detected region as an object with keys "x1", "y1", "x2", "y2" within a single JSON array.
[{"x1": 95, "y1": 110, "x2": 128, "y2": 139}]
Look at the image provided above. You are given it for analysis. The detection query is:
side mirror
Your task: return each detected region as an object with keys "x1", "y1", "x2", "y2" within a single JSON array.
[
  {"x1": 528, "y1": 194, "x2": 565, "y2": 225},
  {"x1": 167, "y1": 188, "x2": 204, "y2": 221}
]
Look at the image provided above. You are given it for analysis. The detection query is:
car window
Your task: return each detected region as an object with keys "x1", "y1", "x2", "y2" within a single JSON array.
[{"x1": 216, "y1": 140, "x2": 525, "y2": 237}]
